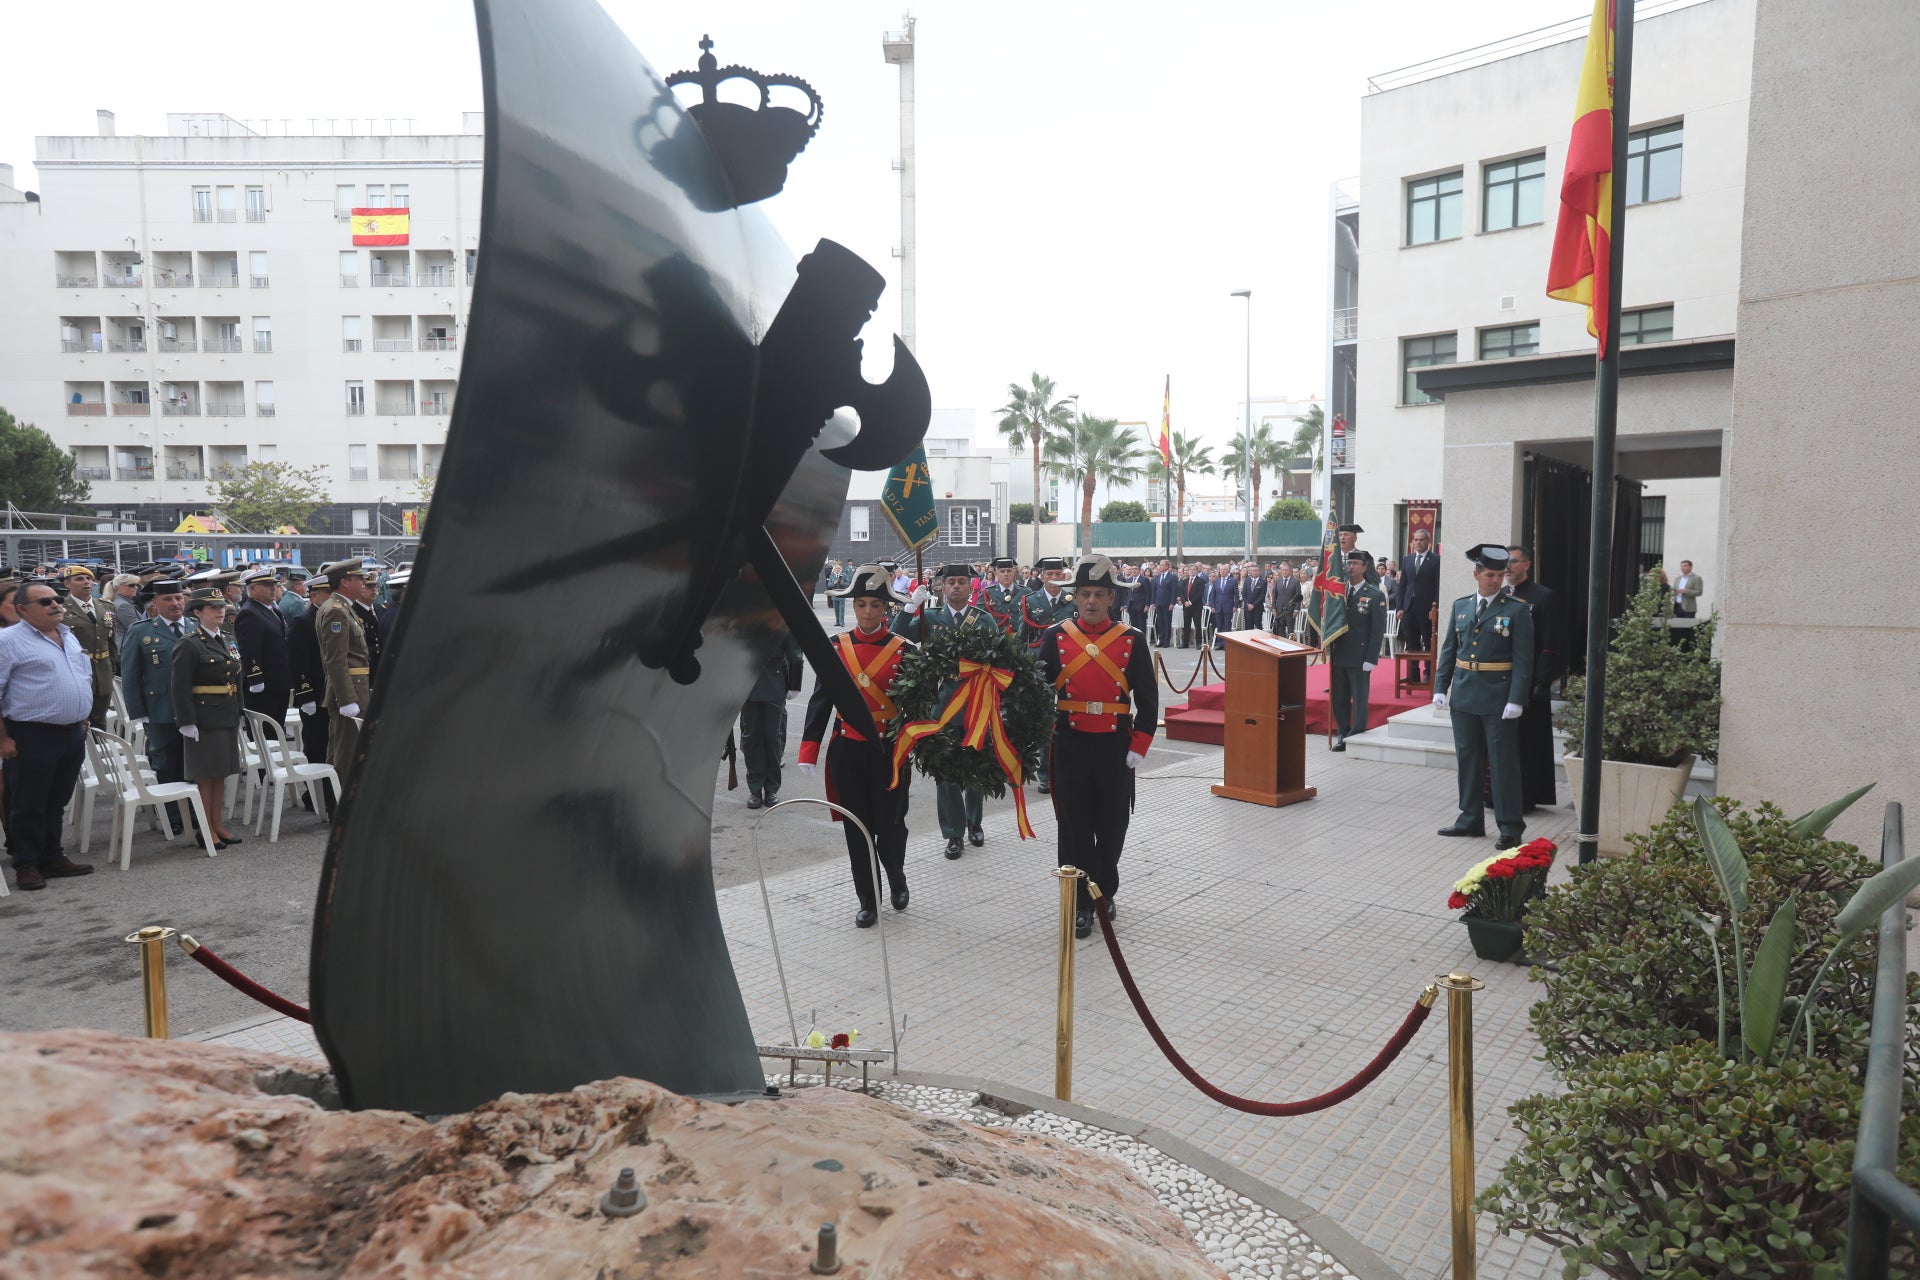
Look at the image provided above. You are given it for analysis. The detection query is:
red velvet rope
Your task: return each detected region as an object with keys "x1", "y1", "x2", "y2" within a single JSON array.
[
  {"x1": 1091, "y1": 898, "x2": 1432, "y2": 1116},
  {"x1": 181, "y1": 937, "x2": 312, "y2": 1023},
  {"x1": 1154, "y1": 646, "x2": 1220, "y2": 695}
]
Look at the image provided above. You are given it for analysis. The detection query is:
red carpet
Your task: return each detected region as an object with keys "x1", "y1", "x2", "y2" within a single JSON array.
[{"x1": 1162, "y1": 661, "x2": 1428, "y2": 746}]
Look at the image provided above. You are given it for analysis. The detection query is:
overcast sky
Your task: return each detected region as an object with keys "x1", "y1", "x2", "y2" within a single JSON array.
[{"x1": 3, "y1": 0, "x2": 1570, "y2": 457}]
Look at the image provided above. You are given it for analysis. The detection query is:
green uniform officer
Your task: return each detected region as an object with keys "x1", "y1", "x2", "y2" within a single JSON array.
[
  {"x1": 121, "y1": 579, "x2": 194, "y2": 832},
  {"x1": 1020, "y1": 557, "x2": 1076, "y2": 793},
  {"x1": 1432, "y1": 543, "x2": 1535, "y2": 846},
  {"x1": 978, "y1": 557, "x2": 1024, "y2": 637},
  {"x1": 1326, "y1": 550, "x2": 1387, "y2": 750},
  {"x1": 892, "y1": 562, "x2": 1000, "y2": 856},
  {"x1": 315, "y1": 559, "x2": 374, "y2": 789},
  {"x1": 59, "y1": 566, "x2": 117, "y2": 728}
]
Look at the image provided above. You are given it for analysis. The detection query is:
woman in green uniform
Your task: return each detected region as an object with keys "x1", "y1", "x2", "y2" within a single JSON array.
[{"x1": 172, "y1": 588, "x2": 247, "y2": 849}]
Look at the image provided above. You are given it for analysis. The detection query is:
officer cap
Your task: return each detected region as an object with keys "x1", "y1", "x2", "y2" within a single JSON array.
[
  {"x1": 990, "y1": 556, "x2": 1017, "y2": 570},
  {"x1": 1067, "y1": 555, "x2": 1131, "y2": 592},
  {"x1": 1345, "y1": 549, "x2": 1370, "y2": 564},
  {"x1": 1336, "y1": 523, "x2": 1364, "y2": 535},
  {"x1": 830, "y1": 563, "x2": 908, "y2": 603},
  {"x1": 1034, "y1": 556, "x2": 1070, "y2": 575},
  {"x1": 239, "y1": 567, "x2": 277, "y2": 586},
  {"x1": 935, "y1": 562, "x2": 974, "y2": 582},
  {"x1": 386, "y1": 568, "x2": 411, "y2": 588},
  {"x1": 1465, "y1": 543, "x2": 1513, "y2": 571},
  {"x1": 61, "y1": 565, "x2": 96, "y2": 581},
  {"x1": 307, "y1": 573, "x2": 332, "y2": 590},
  {"x1": 187, "y1": 587, "x2": 227, "y2": 609},
  {"x1": 323, "y1": 558, "x2": 367, "y2": 581}
]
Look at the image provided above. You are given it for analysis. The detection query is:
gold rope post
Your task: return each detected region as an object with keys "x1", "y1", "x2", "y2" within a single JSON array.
[
  {"x1": 1440, "y1": 971, "x2": 1485, "y2": 1279},
  {"x1": 1053, "y1": 866, "x2": 1085, "y2": 1101},
  {"x1": 124, "y1": 926, "x2": 177, "y2": 1039}
]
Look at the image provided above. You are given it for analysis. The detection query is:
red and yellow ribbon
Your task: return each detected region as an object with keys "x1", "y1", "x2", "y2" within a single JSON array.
[{"x1": 890, "y1": 658, "x2": 1036, "y2": 840}]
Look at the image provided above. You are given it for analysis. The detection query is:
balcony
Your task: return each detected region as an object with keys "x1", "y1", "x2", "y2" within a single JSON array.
[
  {"x1": 116, "y1": 465, "x2": 156, "y2": 480},
  {"x1": 420, "y1": 336, "x2": 457, "y2": 352},
  {"x1": 61, "y1": 339, "x2": 94, "y2": 353},
  {"x1": 415, "y1": 270, "x2": 455, "y2": 287},
  {"x1": 1331, "y1": 431, "x2": 1355, "y2": 470},
  {"x1": 165, "y1": 465, "x2": 203, "y2": 481},
  {"x1": 104, "y1": 272, "x2": 143, "y2": 289},
  {"x1": 342, "y1": 338, "x2": 363, "y2": 352},
  {"x1": 1333, "y1": 307, "x2": 1358, "y2": 343},
  {"x1": 154, "y1": 271, "x2": 192, "y2": 288},
  {"x1": 377, "y1": 404, "x2": 417, "y2": 417},
  {"x1": 202, "y1": 275, "x2": 239, "y2": 290},
  {"x1": 466, "y1": 270, "x2": 476, "y2": 285},
  {"x1": 250, "y1": 274, "x2": 269, "y2": 288},
  {"x1": 258, "y1": 405, "x2": 276, "y2": 418},
  {"x1": 253, "y1": 335, "x2": 273, "y2": 353},
  {"x1": 161, "y1": 403, "x2": 200, "y2": 417},
  {"x1": 372, "y1": 338, "x2": 412, "y2": 352},
  {"x1": 349, "y1": 467, "x2": 370, "y2": 480},
  {"x1": 340, "y1": 274, "x2": 359, "y2": 288},
  {"x1": 158, "y1": 337, "x2": 197, "y2": 353},
  {"x1": 346, "y1": 401, "x2": 367, "y2": 415},
  {"x1": 56, "y1": 273, "x2": 98, "y2": 288},
  {"x1": 334, "y1": 209, "x2": 354, "y2": 221},
  {"x1": 67, "y1": 403, "x2": 107, "y2": 416},
  {"x1": 107, "y1": 339, "x2": 145, "y2": 353},
  {"x1": 75, "y1": 466, "x2": 110, "y2": 481},
  {"x1": 193, "y1": 208, "x2": 213, "y2": 223},
  {"x1": 112, "y1": 402, "x2": 151, "y2": 416},
  {"x1": 217, "y1": 209, "x2": 236, "y2": 224},
  {"x1": 245, "y1": 208, "x2": 267, "y2": 223},
  {"x1": 378, "y1": 466, "x2": 420, "y2": 481},
  {"x1": 204, "y1": 337, "x2": 244, "y2": 353},
  {"x1": 205, "y1": 400, "x2": 246, "y2": 417},
  {"x1": 370, "y1": 273, "x2": 409, "y2": 287}
]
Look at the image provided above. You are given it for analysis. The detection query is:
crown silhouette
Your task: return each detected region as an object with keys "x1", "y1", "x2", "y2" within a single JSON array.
[{"x1": 666, "y1": 36, "x2": 824, "y2": 206}]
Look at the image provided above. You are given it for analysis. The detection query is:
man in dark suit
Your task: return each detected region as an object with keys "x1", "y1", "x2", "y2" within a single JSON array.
[
  {"x1": 234, "y1": 567, "x2": 292, "y2": 725},
  {"x1": 1504, "y1": 544, "x2": 1563, "y2": 810},
  {"x1": 1150, "y1": 560, "x2": 1178, "y2": 646},
  {"x1": 1240, "y1": 564, "x2": 1268, "y2": 632},
  {"x1": 1185, "y1": 565, "x2": 1212, "y2": 648},
  {"x1": 1267, "y1": 561, "x2": 1303, "y2": 636},
  {"x1": 1397, "y1": 526, "x2": 1441, "y2": 680},
  {"x1": 1127, "y1": 568, "x2": 1153, "y2": 632}
]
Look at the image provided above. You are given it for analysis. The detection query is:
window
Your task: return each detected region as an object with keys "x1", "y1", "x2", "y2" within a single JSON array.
[
  {"x1": 352, "y1": 507, "x2": 371, "y2": 534},
  {"x1": 1406, "y1": 171, "x2": 1463, "y2": 245},
  {"x1": 1638, "y1": 494, "x2": 1667, "y2": 573},
  {"x1": 948, "y1": 506, "x2": 984, "y2": 547},
  {"x1": 342, "y1": 316, "x2": 363, "y2": 352},
  {"x1": 1621, "y1": 304, "x2": 1675, "y2": 346},
  {"x1": 1402, "y1": 333, "x2": 1457, "y2": 404},
  {"x1": 466, "y1": 248, "x2": 477, "y2": 283},
  {"x1": 390, "y1": 183, "x2": 409, "y2": 208},
  {"x1": 253, "y1": 317, "x2": 272, "y2": 353},
  {"x1": 258, "y1": 444, "x2": 278, "y2": 462},
  {"x1": 245, "y1": 185, "x2": 268, "y2": 221},
  {"x1": 849, "y1": 505, "x2": 870, "y2": 542},
  {"x1": 1478, "y1": 322, "x2": 1539, "y2": 360},
  {"x1": 1482, "y1": 153, "x2": 1545, "y2": 231},
  {"x1": 339, "y1": 250, "x2": 358, "y2": 287},
  {"x1": 192, "y1": 186, "x2": 213, "y2": 222},
  {"x1": 249, "y1": 251, "x2": 269, "y2": 288},
  {"x1": 1626, "y1": 122, "x2": 1683, "y2": 205},
  {"x1": 335, "y1": 184, "x2": 355, "y2": 218},
  {"x1": 349, "y1": 444, "x2": 369, "y2": 481},
  {"x1": 366, "y1": 183, "x2": 386, "y2": 206},
  {"x1": 256, "y1": 381, "x2": 275, "y2": 417},
  {"x1": 216, "y1": 185, "x2": 237, "y2": 223},
  {"x1": 346, "y1": 381, "x2": 366, "y2": 415}
]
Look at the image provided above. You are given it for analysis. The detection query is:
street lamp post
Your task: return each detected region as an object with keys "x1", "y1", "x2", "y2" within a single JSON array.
[{"x1": 1231, "y1": 289, "x2": 1252, "y2": 557}]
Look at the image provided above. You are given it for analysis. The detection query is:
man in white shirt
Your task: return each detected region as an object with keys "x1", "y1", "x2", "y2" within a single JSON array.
[{"x1": 1672, "y1": 560, "x2": 1703, "y2": 617}]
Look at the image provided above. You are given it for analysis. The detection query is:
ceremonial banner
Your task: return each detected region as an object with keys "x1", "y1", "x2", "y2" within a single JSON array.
[
  {"x1": 351, "y1": 207, "x2": 412, "y2": 246},
  {"x1": 879, "y1": 445, "x2": 939, "y2": 551},
  {"x1": 1405, "y1": 502, "x2": 1438, "y2": 551},
  {"x1": 1305, "y1": 519, "x2": 1349, "y2": 647},
  {"x1": 1545, "y1": 0, "x2": 1616, "y2": 352}
]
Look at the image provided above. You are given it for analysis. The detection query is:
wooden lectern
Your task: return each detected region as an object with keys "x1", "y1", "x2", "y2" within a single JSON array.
[{"x1": 1210, "y1": 631, "x2": 1317, "y2": 807}]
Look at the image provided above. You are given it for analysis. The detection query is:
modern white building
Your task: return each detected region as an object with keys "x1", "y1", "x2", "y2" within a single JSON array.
[
  {"x1": 1345, "y1": 0, "x2": 1752, "y2": 636},
  {"x1": 0, "y1": 110, "x2": 484, "y2": 538}
]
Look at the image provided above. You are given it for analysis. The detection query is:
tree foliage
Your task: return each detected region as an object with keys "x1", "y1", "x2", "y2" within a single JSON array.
[
  {"x1": 1220, "y1": 422, "x2": 1289, "y2": 512},
  {"x1": 1264, "y1": 497, "x2": 1317, "y2": 521},
  {"x1": 209, "y1": 461, "x2": 332, "y2": 534},
  {"x1": 1007, "y1": 502, "x2": 1053, "y2": 526},
  {"x1": 1045, "y1": 414, "x2": 1144, "y2": 553},
  {"x1": 0, "y1": 406, "x2": 91, "y2": 511},
  {"x1": 1100, "y1": 500, "x2": 1149, "y2": 524},
  {"x1": 996, "y1": 373, "x2": 1075, "y2": 562},
  {"x1": 1146, "y1": 431, "x2": 1214, "y2": 560},
  {"x1": 1290, "y1": 404, "x2": 1325, "y2": 474},
  {"x1": 1557, "y1": 569, "x2": 1721, "y2": 765}
]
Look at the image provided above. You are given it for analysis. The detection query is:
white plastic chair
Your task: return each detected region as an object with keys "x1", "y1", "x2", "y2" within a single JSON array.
[
  {"x1": 244, "y1": 711, "x2": 337, "y2": 842},
  {"x1": 69, "y1": 742, "x2": 101, "y2": 855},
  {"x1": 90, "y1": 729, "x2": 217, "y2": 871}
]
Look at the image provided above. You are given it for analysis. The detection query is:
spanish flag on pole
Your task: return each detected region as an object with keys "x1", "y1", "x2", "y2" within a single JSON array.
[
  {"x1": 1158, "y1": 375, "x2": 1172, "y2": 466},
  {"x1": 1546, "y1": 0, "x2": 1615, "y2": 354},
  {"x1": 351, "y1": 207, "x2": 411, "y2": 246}
]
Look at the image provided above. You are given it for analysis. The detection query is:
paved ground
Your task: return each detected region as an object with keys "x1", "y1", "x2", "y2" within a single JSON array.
[{"x1": 2, "y1": 611, "x2": 1573, "y2": 1277}]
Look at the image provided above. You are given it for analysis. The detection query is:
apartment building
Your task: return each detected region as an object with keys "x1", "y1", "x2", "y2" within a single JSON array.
[{"x1": 0, "y1": 110, "x2": 483, "y2": 538}]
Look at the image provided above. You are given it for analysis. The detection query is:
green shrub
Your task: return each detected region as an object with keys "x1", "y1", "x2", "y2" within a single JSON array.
[
  {"x1": 1099, "y1": 499, "x2": 1149, "y2": 524},
  {"x1": 1479, "y1": 1042, "x2": 1920, "y2": 1279},
  {"x1": 1558, "y1": 569, "x2": 1720, "y2": 765},
  {"x1": 1264, "y1": 496, "x2": 1317, "y2": 521}
]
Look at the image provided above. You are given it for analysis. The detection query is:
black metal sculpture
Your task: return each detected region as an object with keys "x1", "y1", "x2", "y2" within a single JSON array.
[{"x1": 308, "y1": 0, "x2": 929, "y2": 1114}]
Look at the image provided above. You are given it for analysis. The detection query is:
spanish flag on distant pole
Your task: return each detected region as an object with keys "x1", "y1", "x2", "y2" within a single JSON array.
[
  {"x1": 1158, "y1": 375, "x2": 1172, "y2": 466},
  {"x1": 351, "y1": 207, "x2": 411, "y2": 246},
  {"x1": 1546, "y1": 0, "x2": 1616, "y2": 353}
]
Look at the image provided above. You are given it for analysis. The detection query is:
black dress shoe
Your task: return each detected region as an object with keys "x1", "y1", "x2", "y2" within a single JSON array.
[
  {"x1": 944, "y1": 837, "x2": 963, "y2": 860},
  {"x1": 15, "y1": 867, "x2": 47, "y2": 890},
  {"x1": 890, "y1": 885, "x2": 909, "y2": 911},
  {"x1": 746, "y1": 793, "x2": 763, "y2": 810},
  {"x1": 42, "y1": 856, "x2": 95, "y2": 878},
  {"x1": 220, "y1": 834, "x2": 243, "y2": 846},
  {"x1": 855, "y1": 907, "x2": 878, "y2": 928},
  {"x1": 1437, "y1": 825, "x2": 1486, "y2": 838},
  {"x1": 1330, "y1": 738, "x2": 1346, "y2": 752},
  {"x1": 763, "y1": 791, "x2": 779, "y2": 806},
  {"x1": 968, "y1": 826, "x2": 985, "y2": 847},
  {"x1": 1038, "y1": 781, "x2": 1050, "y2": 795},
  {"x1": 1074, "y1": 909, "x2": 1093, "y2": 939}
]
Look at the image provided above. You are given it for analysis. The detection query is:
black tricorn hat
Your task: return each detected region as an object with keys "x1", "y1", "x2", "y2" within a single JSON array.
[
  {"x1": 1034, "y1": 556, "x2": 1070, "y2": 574},
  {"x1": 1337, "y1": 523, "x2": 1364, "y2": 534},
  {"x1": 829, "y1": 563, "x2": 909, "y2": 603},
  {"x1": 1465, "y1": 543, "x2": 1513, "y2": 571},
  {"x1": 935, "y1": 562, "x2": 974, "y2": 581},
  {"x1": 990, "y1": 556, "x2": 1017, "y2": 570},
  {"x1": 1345, "y1": 549, "x2": 1370, "y2": 564},
  {"x1": 1067, "y1": 555, "x2": 1133, "y2": 593}
]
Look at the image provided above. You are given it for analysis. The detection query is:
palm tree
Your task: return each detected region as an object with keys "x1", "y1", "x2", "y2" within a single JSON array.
[
  {"x1": 997, "y1": 373, "x2": 1076, "y2": 561},
  {"x1": 1290, "y1": 404, "x2": 1325, "y2": 476},
  {"x1": 1220, "y1": 422, "x2": 1289, "y2": 521},
  {"x1": 1045, "y1": 415, "x2": 1145, "y2": 555},
  {"x1": 1146, "y1": 431, "x2": 1215, "y2": 563}
]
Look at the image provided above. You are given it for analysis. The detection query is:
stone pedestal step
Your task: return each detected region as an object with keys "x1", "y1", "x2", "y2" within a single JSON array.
[{"x1": 1346, "y1": 710, "x2": 1717, "y2": 799}]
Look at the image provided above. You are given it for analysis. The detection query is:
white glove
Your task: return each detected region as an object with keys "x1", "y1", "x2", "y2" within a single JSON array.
[
  {"x1": 796, "y1": 762, "x2": 817, "y2": 777},
  {"x1": 786, "y1": 689, "x2": 799, "y2": 701},
  {"x1": 300, "y1": 702, "x2": 317, "y2": 716},
  {"x1": 1432, "y1": 694, "x2": 1449, "y2": 711},
  {"x1": 1125, "y1": 751, "x2": 1143, "y2": 769},
  {"x1": 908, "y1": 585, "x2": 930, "y2": 611},
  {"x1": 1362, "y1": 662, "x2": 1375, "y2": 672},
  {"x1": 179, "y1": 725, "x2": 200, "y2": 741},
  {"x1": 338, "y1": 702, "x2": 361, "y2": 718},
  {"x1": 1501, "y1": 702, "x2": 1523, "y2": 720},
  {"x1": 132, "y1": 716, "x2": 148, "y2": 725},
  {"x1": 248, "y1": 682, "x2": 265, "y2": 693}
]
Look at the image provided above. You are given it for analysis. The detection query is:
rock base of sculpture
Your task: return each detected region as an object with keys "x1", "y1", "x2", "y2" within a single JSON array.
[{"x1": 0, "y1": 1030, "x2": 1223, "y2": 1278}]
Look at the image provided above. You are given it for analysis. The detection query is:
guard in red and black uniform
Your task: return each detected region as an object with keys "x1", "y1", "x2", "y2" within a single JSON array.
[
  {"x1": 797, "y1": 564, "x2": 917, "y2": 929},
  {"x1": 1039, "y1": 555, "x2": 1158, "y2": 938}
]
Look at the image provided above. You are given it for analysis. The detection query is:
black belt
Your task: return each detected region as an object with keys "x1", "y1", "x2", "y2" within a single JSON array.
[{"x1": 5, "y1": 719, "x2": 85, "y2": 731}]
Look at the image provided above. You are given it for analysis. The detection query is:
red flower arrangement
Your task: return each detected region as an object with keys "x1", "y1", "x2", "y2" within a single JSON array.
[{"x1": 1447, "y1": 839, "x2": 1556, "y2": 920}]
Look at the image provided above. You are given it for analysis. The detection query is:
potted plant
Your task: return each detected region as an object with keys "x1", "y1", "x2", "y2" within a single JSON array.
[
  {"x1": 1448, "y1": 838, "x2": 1556, "y2": 962},
  {"x1": 1558, "y1": 569, "x2": 1720, "y2": 856}
]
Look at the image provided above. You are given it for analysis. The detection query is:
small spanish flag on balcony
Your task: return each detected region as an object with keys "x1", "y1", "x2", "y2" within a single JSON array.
[{"x1": 351, "y1": 207, "x2": 410, "y2": 246}]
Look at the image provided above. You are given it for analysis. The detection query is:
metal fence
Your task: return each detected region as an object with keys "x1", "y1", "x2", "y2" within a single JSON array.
[{"x1": 1847, "y1": 802, "x2": 1918, "y2": 1278}]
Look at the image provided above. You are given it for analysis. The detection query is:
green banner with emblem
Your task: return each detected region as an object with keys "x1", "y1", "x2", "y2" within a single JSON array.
[{"x1": 879, "y1": 445, "x2": 940, "y2": 551}]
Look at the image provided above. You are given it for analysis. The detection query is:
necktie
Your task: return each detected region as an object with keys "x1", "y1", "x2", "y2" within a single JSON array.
[{"x1": 1476, "y1": 597, "x2": 1487, "y2": 619}]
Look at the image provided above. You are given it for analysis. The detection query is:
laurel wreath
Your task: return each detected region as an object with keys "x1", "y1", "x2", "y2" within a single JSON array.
[{"x1": 888, "y1": 623, "x2": 1055, "y2": 796}]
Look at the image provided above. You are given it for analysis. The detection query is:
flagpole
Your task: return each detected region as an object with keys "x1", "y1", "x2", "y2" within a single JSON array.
[{"x1": 1576, "y1": 0, "x2": 1634, "y2": 866}]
